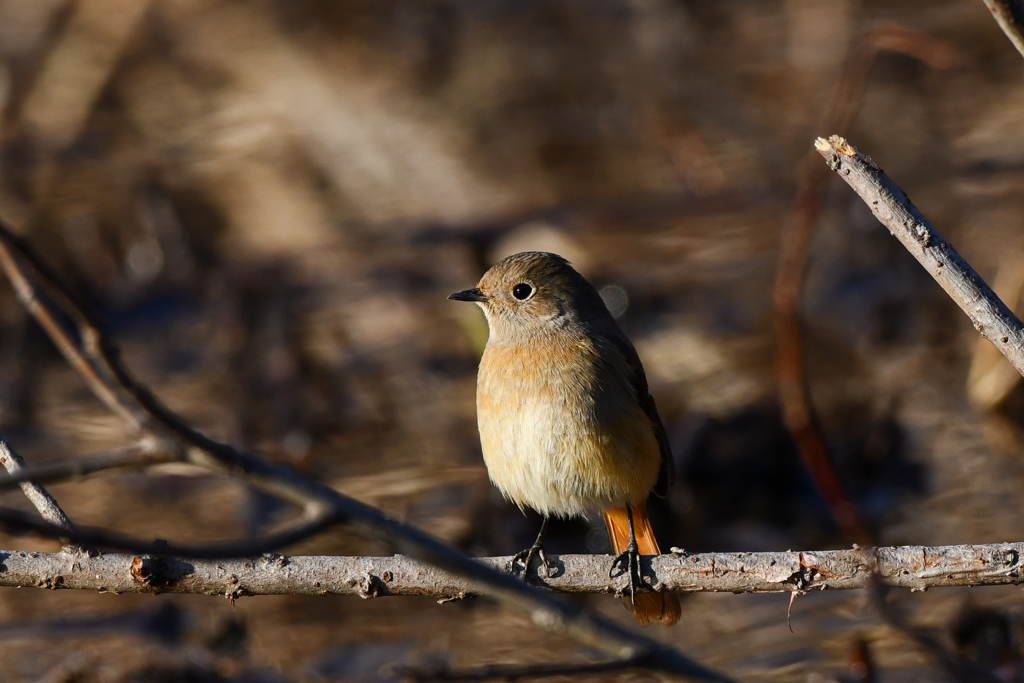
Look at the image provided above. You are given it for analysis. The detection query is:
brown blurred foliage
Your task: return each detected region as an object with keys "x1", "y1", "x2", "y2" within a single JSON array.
[{"x1": 1, "y1": 0, "x2": 1024, "y2": 681}]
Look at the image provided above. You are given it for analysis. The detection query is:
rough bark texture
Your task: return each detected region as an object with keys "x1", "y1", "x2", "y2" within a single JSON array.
[
  {"x1": 982, "y1": 0, "x2": 1024, "y2": 58},
  {"x1": 0, "y1": 223, "x2": 736, "y2": 683},
  {"x1": 0, "y1": 439, "x2": 75, "y2": 535},
  {"x1": 815, "y1": 136, "x2": 1024, "y2": 378},
  {"x1": 2, "y1": 543, "x2": 1020, "y2": 598}
]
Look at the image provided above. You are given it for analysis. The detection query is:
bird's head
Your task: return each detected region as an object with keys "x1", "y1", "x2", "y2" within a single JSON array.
[{"x1": 448, "y1": 251, "x2": 608, "y2": 343}]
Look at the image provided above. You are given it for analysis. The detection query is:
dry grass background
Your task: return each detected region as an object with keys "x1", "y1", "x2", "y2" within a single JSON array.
[{"x1": 0, "y1": 0, "x2": 1023, "y2": 680}]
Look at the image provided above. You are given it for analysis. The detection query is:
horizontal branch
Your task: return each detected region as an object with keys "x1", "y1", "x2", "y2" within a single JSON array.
[
  {"x1": 0, "y1": 221, "x2": 733, "y2": 683},
  {"x1": 401, "y1": 657, "x2": 647, "y2": 682},
  {"x1": 815, "y1": 136, "x2": 1024, "y2": 379},
  {"x1": 0, "y1": 505, "x2": 345, "y2": 560},
  {"x1": 1, "y1": 543, "x2": 1019, "y2": 597},
  {"x1": 0, "y1": 442, "x2": 180, "y2": 492}
]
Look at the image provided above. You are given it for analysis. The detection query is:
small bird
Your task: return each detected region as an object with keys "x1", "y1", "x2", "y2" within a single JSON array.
[{"x1": 449, "y1": 251, "x2": 680, "y2": 626}]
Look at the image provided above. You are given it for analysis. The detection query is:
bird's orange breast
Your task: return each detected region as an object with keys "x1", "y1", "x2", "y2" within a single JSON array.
[{"x1": 476, "y1": 334, "x2": 661, "y2": 518}]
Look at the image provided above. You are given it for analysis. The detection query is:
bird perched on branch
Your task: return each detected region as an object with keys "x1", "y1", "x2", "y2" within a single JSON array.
[{"x1": 449, "y1": 251, "x2": 680, "y2": 626}]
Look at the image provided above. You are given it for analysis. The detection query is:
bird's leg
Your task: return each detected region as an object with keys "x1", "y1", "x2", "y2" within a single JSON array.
[
  {"x1": 510, "y1": 516, "x2": 551, "y2": 579},
  {"x1": 609, "y1": 503, "x2": 644, "y2": 604}
]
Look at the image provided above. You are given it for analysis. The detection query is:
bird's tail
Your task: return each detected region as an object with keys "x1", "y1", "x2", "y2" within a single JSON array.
[{"x1": 602, "y1": 502, "x2": 681, "y2": 627}]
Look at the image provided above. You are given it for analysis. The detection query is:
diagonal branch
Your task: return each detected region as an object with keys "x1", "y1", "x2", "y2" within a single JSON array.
[
  {"x1": 0, "y1": 224, "x2": 736, "y2": 682},
  {"x1": 815, "y1": 135, "x2": 1024, "y2": 378},
  {"x1": 982, "y1": 0, "x2": 1024, "y2": 59},
  {"x1": 813, "y1": 135, "x2": 1012, "y2": 683},
  {"x1": 0, "y1": 225, "x2": 146, "y2": 431},
  {"x1": 0, "y1": 436, "x2": 77, "y2": 547}
]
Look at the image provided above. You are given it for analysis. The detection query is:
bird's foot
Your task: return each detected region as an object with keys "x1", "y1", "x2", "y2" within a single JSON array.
[
  {"x1": 609, "y1": 541, "x2": 649, "y2": 604},
  {"x1": 510, "y1": 542, "x2": 551, "y2": 579}
]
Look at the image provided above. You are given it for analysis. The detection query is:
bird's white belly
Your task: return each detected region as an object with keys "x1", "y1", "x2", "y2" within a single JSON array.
[{"x1": 477, "y1": 380, "x2": 658, "y2": 518}]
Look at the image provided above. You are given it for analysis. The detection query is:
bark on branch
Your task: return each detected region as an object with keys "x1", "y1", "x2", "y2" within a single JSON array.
[
  {"x1": 0, "y1": 438, "x2": 75, "y2": 536},
  {"x1": 815, "y1": 135, "x2": 1024, "y2": 378},
  {"x1": 2, "y1": 543, "x2": 1020, "y2": 598},
  {"x1": 0, "y1": 223, "x2": 736, "y2": 683},
  {"x1": 982, "y1": 0, "x2": 1024, "y2": 59}
]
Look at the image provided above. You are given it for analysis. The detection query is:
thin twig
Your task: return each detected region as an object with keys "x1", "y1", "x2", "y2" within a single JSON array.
[
  {"x1": 982, "y1": 0, "x2": 1024, "y2": 59},
  {"x1": 0, "y1": 442, "x2": 180, "y2": 491},
  {"x1": 0, "y1": 544, "x2": 1019, "y2": 596},
  {"x1": 815, "y1": 135, "x2": 1024, "y2": 377},
  {"x1": 0, "y1": 225, "x2": 146, "y2": 431},
  {"x1": 774, "y1": 26, "x2": 964, "y2": 683},
  {"x1": 0, "y1": 224, "x2": 735, "y2": 682},
  {"x1": 399, "y1": 656, "x2": 646, "y2": 682},
  {"x1": 0, "y1": 435, "x2": 76, "y2": 546}
]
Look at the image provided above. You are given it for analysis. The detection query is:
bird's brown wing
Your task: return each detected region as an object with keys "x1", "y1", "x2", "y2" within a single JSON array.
[{"x1": 606, "y1": 333, "x2": 675, "y2": 497}]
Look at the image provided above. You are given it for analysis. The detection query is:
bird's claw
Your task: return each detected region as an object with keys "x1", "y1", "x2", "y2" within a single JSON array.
[
  {"x1": 609, "y1": 542, "x2": 647, "y2": 604},
  {"x1": 510, "y1": 543, "x2": 550, "y2": 579}
]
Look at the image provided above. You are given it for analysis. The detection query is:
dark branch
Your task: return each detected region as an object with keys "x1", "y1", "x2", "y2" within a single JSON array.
[
  {"x1": 868, "y1": 574, "x2": 1002, "y2": 683},
  {"x1": 0, "y1": 443, "x2": 180, "y2": 492},
  {"x1": 0, "y1": 506, "x2": 342, "y2": 560},
  {"x1": 399, "y1": 656, "x2": 646, "y2": 682},
  {"x1": 0, "y1": 220, "x2": 736, "y2": 683}
]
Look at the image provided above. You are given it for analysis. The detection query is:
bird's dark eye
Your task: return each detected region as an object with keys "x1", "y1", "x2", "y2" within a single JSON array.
[{"x1": 512, "y1": 283, "x2": 533, "y2": 300}]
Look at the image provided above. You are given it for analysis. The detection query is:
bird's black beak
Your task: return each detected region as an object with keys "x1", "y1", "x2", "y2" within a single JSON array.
[{"x1": 448, "y1": 288, "x2": 487, "y2": 302}]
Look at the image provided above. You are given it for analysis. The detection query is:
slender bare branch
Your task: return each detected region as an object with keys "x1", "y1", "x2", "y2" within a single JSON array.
[
  {"x1": 0, "y1": 436, "x2": 76, "y2": 540},
  {"x1": 0, "y1": 224, "x2": 736, "y2": 682},
  {"x1": 810, "y1": 134, "x2": 1024, "y2": 683},
  {"x1": 0, "y1": 225, "x2": 146, "y2": 431},
  {"x1": 0, "y1": 443, "x2": 180, "y2": 492},
  {"x1": 982, "y1": 0, "x2": 1024, "y2": 59},
  {"x1": 803, "y1": 133, "x2": 1007, "y2": 683},
  {"x1": 0, "y1": 543, "x2": 1019, "y2": 597},
  {"x1": 815, "y1": 135, "x2": 1024, "y2": 378},
  {"x1": 0, "y1": 505, "x2": 343, "y2": 560},
  {"x1": 400, "y1": 657, "x2": 647, "y2": 682}
]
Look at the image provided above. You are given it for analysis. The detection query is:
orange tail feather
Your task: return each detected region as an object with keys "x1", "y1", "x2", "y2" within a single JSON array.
[{"x1": 602, "y1": 502, "x2": 681, "y2": 627}]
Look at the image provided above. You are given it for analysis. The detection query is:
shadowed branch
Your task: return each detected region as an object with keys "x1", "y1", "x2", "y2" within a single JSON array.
[
  {"x1": 0, "y1": 221, "x2": 736, "y2": 683},
  {"x1": 0, "y1": 443, "x2": 179, "y2": 491}
]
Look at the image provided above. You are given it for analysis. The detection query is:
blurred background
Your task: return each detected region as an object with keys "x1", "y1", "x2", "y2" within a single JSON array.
[{"x1": 0, "y1": 0, "x2": 1022, "y2": 680}]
